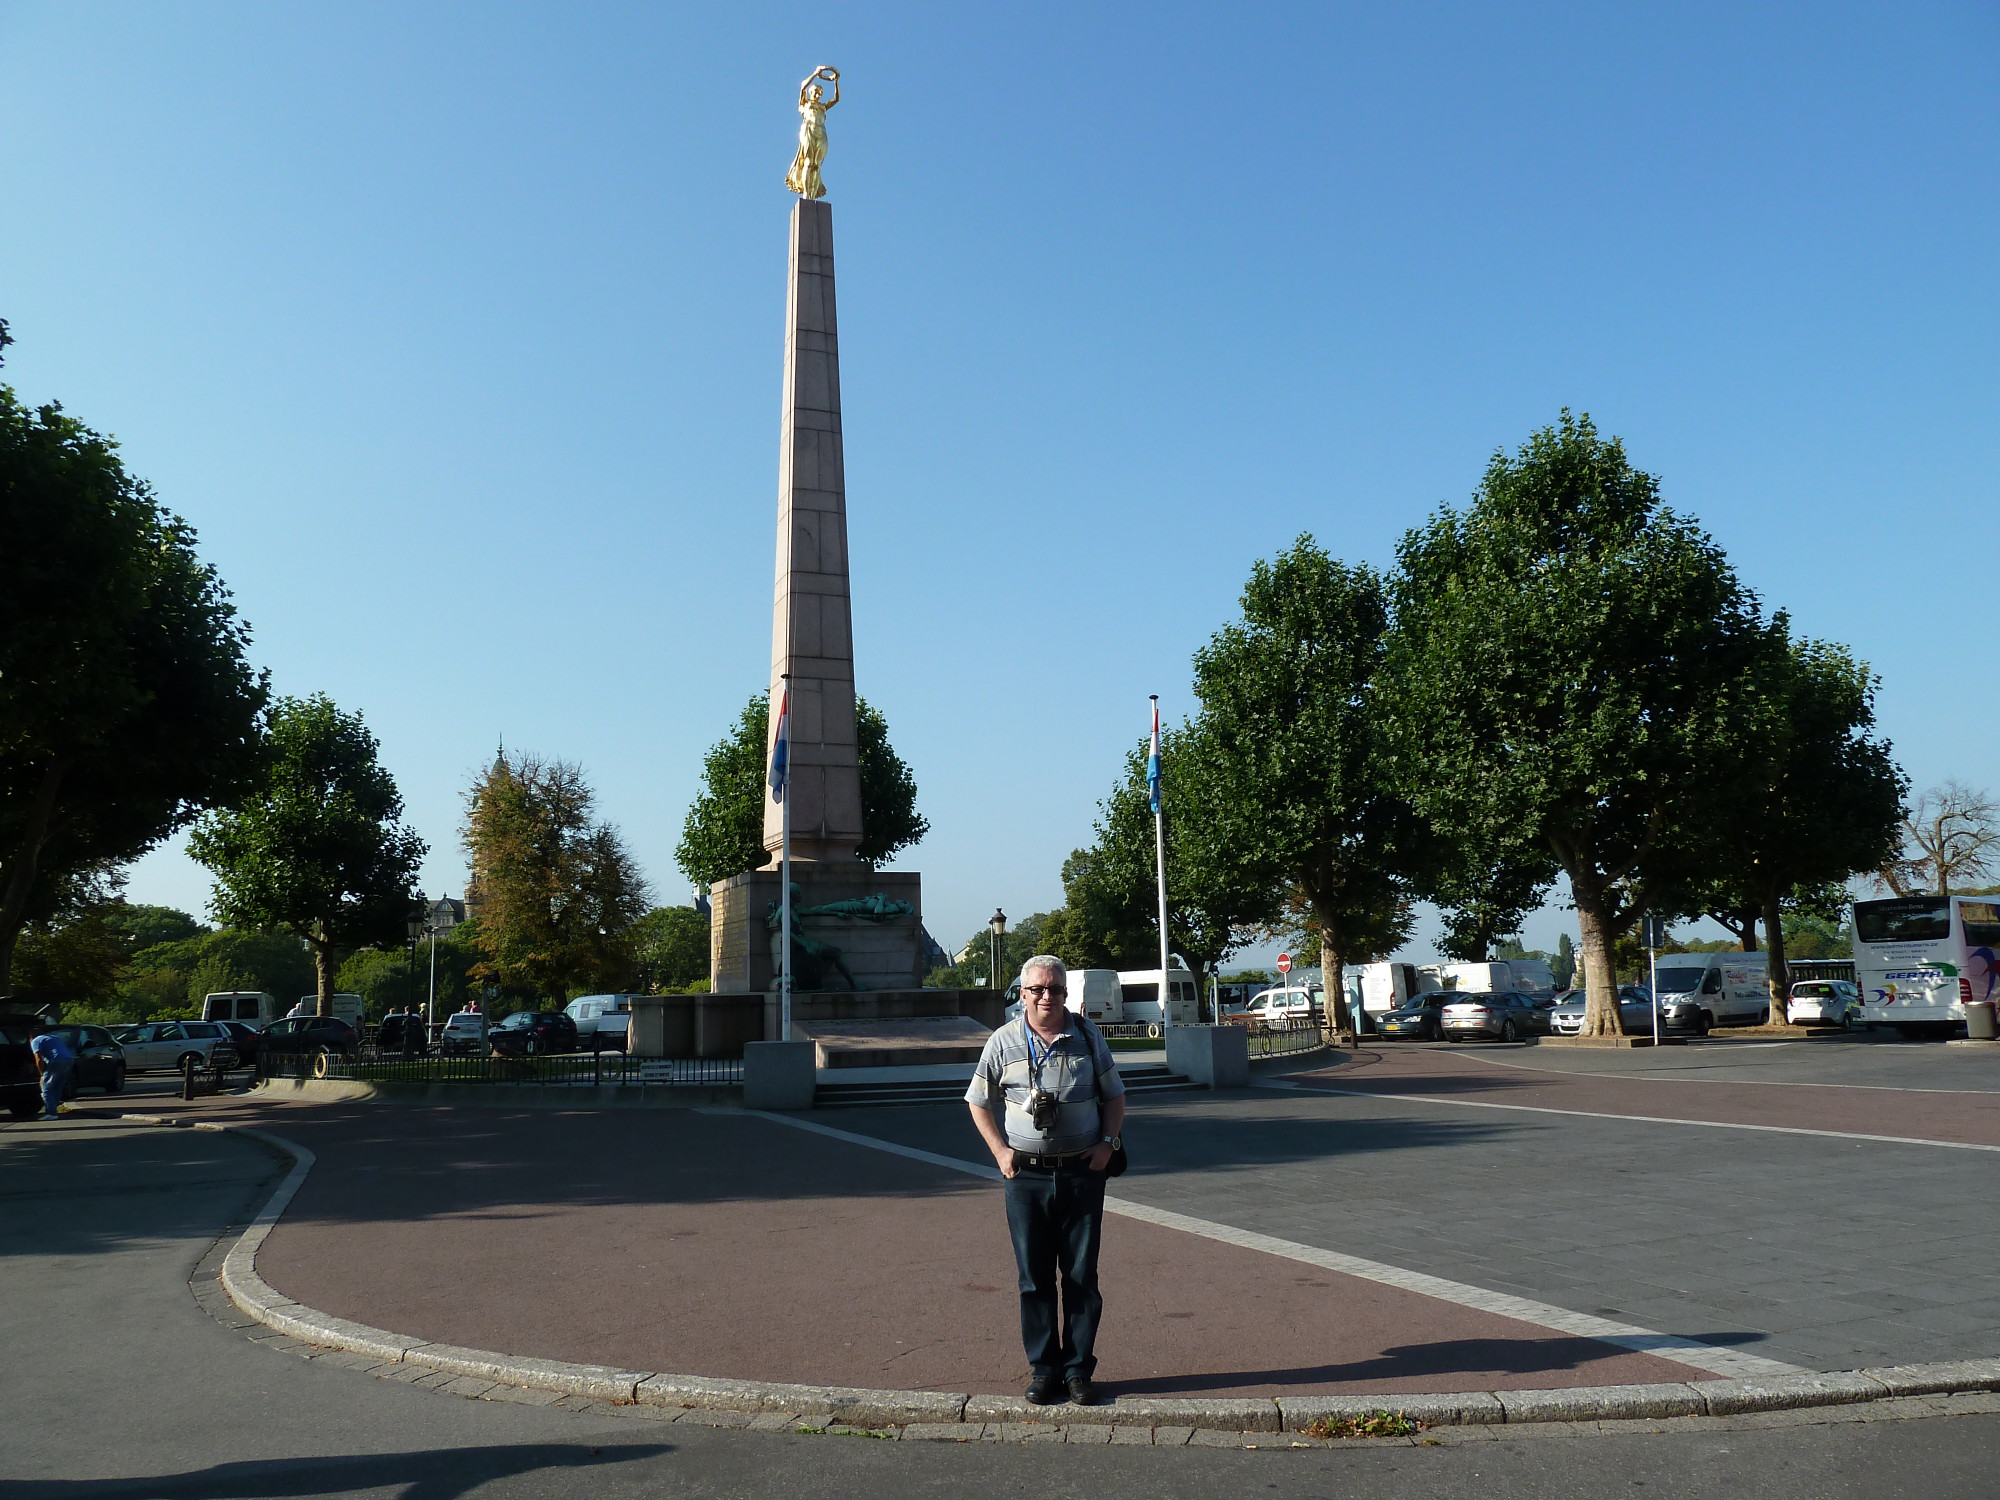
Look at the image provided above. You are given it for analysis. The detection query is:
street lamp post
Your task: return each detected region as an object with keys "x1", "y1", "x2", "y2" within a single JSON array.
[
  {"x1": 989, "y1": 909, "x2": 1007, "y2": 996},
  {"x1": 404, "y1": 902, "x2": 426, "y2": 1058}
]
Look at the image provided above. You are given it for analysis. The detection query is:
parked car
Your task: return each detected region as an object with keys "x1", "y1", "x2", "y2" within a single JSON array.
[
  {"x1": 488, "y1": 1010, "x2": 578, "y2": 1057},
  {"x1": 1787, "y1": 979, "x2": 1865, "y2": 1029},
  {"x1": 565, "y1": 995, "x2": 637, "y2": 1052},
  {"x1": 1379, "y1": 993, "x2": 1450, "y2": 1041},
  {"x1": 1248, "y1": 986, "x2": 1326, "y2": 1030},
  {"x1": 218, "y1": 1020, "x2": 264, "y2": 1065},
  {"x1": 258, "y1": 1015, "x2": 361, "y2": 1068},
  {"x1": 46, "y1": 1025, "x2": 128, "y2": 1096},
  {"x1": 1549, "y1": 986, "x2": 1657, "y2": 1036},
  {"x1": 2, "y1": 1014, "x2": 50, "y2": 1118},
  {"x1": 115, "y1": 1021, "x2": 240, "y2": 1074},
  {"x1": 375, "y1": 1012, "x2": 430, "y2": 1054},
  {"x1": 1440, "y1": 991, "x2": 1553, "y2": 1042},
  {"x1": 438, "y1": 1011, "x2": 489, "y2": 1056}
]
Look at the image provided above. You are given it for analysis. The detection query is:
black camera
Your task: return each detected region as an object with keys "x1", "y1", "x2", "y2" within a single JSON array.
[{"x1": 1029, "y1": 1087, "x2": 1061, "y2": 1132}]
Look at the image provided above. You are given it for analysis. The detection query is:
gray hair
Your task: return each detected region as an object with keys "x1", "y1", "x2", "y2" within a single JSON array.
[{"x1": 1018, "y1": 954, "x2": 1068, "y2": 986}]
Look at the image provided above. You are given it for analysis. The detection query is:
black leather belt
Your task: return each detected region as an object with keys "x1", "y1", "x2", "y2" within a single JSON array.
[{"x1": 1015, "y1": 1150, "x2": 1091, "y2": 1170}]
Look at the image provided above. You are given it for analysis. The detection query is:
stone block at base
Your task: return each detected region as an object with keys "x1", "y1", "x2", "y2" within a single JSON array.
[
  {"x1": 1165, "y1": 1026, "x2": 1249, "y2": 1088},
  {"x1": 743, "y1": 1041, "x2": 816, "y2": 1110},
  {"x1": 1536, "y1": 1035, "x2": 1685, "y2": 1048}
]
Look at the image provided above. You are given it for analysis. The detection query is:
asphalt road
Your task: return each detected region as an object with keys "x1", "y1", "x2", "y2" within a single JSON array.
[{"x1": 5, "y1": 1120, "x2": 2000, "y2": 1499}]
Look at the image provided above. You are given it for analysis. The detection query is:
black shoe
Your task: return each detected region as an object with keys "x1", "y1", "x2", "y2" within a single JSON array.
[
  {"x1": 1025, "y1": 1376, "x2": 1064, "y2": 1406},
  {"x1": 1066, "y1": 1377, "x2": 1099, "y2": 1406}
]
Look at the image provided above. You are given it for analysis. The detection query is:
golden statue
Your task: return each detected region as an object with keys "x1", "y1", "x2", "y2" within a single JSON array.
[{"x1": 784, "y1": 66, "x2": 840, "y2": 199}]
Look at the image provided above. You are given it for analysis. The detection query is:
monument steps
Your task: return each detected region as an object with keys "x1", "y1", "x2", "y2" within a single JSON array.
[{"x1": 813, "y1": 1062, "x2": 1196, "y2": 1109}]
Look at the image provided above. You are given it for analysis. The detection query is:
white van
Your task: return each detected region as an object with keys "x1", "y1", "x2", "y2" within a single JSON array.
[
  {"x1": 203, "y1": 990, "x2": 366, "y2": 1031},
  {"x1": 1066, "y1": 969, "x2": 1124, "y2": 1024},
  {"x1": 1117, "y1": 966, "x2": 1201, "y2": 1027},
  {"x1": 292, "y1": 993, "x2": 367, "y2": 1028},
  {"x1": 201, "y1": 991, "x2": 281, "y2": 1029},
  {"x1": 1356, "y1": 962, "x2": 1443, "y2": 1018},
  {"x1": 1651, "y1": 952, "x2": 1771, "y2": 1033},
  {"x1": 1438, "y1": 960, "x2": 1558, "y2": 996}
]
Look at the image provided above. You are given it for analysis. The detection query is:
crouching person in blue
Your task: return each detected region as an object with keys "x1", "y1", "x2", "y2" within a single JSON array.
[
  {"x1": 30, "y1": 1028, "x2": 75, "y2": 1120},
  {"x1": 966, "y1": 955, "x2": 1125, "y2": 1406}
]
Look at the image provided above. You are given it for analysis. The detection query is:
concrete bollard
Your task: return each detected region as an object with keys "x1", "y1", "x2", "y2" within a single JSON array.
[
  {"x1": 1165, "y1": 1025, "x2": 1250, "y2": 1089},
  {"x1": 743, "y1": 1040, "x2": 817, "y2": 1110}
]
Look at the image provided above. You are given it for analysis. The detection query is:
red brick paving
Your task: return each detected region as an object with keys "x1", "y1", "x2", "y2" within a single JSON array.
[{"x1": 210, "y1": 1100, "x2": 1704, "y2": 1398}]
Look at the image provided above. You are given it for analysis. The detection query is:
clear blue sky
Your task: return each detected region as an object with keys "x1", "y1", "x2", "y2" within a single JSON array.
[{"x1": 3, "y1": 3, "x2": 1994, "y2": 965}]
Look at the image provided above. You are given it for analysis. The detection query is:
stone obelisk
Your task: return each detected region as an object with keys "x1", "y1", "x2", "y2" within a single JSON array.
[{"x1": 762, "y1": 197, "x2": 864, "y2": 865}]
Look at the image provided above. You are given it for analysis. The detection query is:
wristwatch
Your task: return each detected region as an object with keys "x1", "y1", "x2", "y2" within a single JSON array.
[{"x1": 1102, "y1": 1134, "x2": 1122, "y2": 1150}]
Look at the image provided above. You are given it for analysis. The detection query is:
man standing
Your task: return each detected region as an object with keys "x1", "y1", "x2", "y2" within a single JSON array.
[
  {"x1": 966, "y1": 955, "x2": 1126, "y2": 1406},
  {"x1": 29, "y1": 1027, "x2": 74, "y2": 1120}
]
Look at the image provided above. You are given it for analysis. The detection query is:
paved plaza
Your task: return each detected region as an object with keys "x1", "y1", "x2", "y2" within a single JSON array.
[
  {"x1": 29, "y1": 1032, "x2": 2000, "y2": 1395},
  {"x1": 12, "y1": 1034, "x2": 2000, "y2": 1496}
]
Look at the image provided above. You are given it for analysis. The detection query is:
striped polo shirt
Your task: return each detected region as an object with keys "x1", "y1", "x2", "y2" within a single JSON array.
[{"x1": 965, "y1": 1015, "x2": 1125, "y2": 1155}]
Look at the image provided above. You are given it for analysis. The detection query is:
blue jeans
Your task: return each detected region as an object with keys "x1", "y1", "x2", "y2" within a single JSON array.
[
  {"x1": 1002, "y1": 1161, "x2": 1107, "y2": 1382},
  {"x1": 40, "y1": 1062, "x2": 70, "y2": 1119}
]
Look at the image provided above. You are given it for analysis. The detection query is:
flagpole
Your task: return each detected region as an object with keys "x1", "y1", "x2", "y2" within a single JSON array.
[
  {"x1": 1150, "y1": 695, "x2": 1171, "y2": 1033},
  {"x1": 779, "y1": 675, "x2": 793, "y2": 1045}
]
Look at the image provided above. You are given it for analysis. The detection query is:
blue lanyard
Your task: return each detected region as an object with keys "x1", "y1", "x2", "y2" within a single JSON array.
[{"x1": 1025, "y1": 1027, "x2": 1061, "y2": 1080}]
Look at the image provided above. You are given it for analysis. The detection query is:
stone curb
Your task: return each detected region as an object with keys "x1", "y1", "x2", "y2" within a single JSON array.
[{"x1": 121, "y1": 1113, "x2": 2000, "y2": 1435}]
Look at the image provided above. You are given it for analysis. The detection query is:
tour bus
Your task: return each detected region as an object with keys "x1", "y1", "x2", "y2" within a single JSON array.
[{"x1": 1853, "y1": 895, "x2": 2000, "y2": 1035}]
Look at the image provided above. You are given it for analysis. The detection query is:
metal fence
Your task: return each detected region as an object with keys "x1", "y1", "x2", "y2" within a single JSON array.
[
  {"x1": 256, "y1": 1050, "x2": 742, "y2": 1088},
  {"x1": 1245, "y1": 1022, "x2": 1327, "y2": 1058}
]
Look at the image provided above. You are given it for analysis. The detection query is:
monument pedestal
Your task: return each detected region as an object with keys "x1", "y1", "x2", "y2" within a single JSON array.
[{"x1": 710, "y1": 868, "x2": 926, "y2": 994}]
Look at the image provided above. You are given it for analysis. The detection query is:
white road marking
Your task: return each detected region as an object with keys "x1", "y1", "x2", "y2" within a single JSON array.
[
  {"x1": 1437, "y1": 1046, "x2": 2000, "y2": 1096},
  {"x1": 738, "y1": 1108, "x2": 1801, "y2": 1380},
  {"x1": 1262, "y1": 1076, "x2": 2000, "y2": 1153}
]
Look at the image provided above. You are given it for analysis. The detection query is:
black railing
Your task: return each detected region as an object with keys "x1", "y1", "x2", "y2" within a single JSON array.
[
  {"x1": 1245, "y1": 1022, "x2": 1327, "y2": 1058},
  {"x1": 259, "y1": 1050, "x2": 743, "y2": 1087}
]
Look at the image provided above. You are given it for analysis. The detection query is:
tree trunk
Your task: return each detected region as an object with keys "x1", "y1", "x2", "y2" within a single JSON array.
[
  {"x1": 1762, "y1": 890, "x2": 1790, "y2": 1026},
  {"x1": 314, "y1": 942, "x2": 336, "y2": 1018},
  {"x1": 0, "y1": 759, "x2": 72, "y2": 999},
  {"x1": 1569, "y1": 867, "x2": 1623, "y2": 1038},
  {"x1": 1316, "y1": 921, "x2": 1350, "y2": 1039}
]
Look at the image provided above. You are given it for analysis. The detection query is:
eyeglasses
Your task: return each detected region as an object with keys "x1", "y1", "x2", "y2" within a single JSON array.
[{"x1": 1020, "y1": 984, "x2": 1068, "y2": 999}]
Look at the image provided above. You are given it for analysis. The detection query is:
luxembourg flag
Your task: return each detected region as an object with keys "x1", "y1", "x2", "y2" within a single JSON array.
[
  {"x1": 1147, "y1": 696, "x2": 1162, "y2": 815},
  {"x1": 768, "y1": 689, "x2": 791, "y2": 802}
]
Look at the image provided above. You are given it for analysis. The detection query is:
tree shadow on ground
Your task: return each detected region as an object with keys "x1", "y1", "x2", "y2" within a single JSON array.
[
  {"x1": 0, "y1": 1441, "x2": 673, "y2": 1500},
  {"x1": 1099, "y1": 1333, "x2": 1776, "y2": 1396}
]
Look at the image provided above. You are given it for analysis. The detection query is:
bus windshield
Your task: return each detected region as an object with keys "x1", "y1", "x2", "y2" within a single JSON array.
[{"x1": 1855, "y1": 898, "x2": 1951, "y2": 945}]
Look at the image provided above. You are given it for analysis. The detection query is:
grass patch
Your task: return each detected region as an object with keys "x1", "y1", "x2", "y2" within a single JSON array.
[{"x1": 1302, "y1": 1411, "x2": 1423, "y2": 1440}]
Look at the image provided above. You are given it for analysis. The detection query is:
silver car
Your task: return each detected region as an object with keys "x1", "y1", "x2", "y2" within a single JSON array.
[
  {"x1": 1440, "y1": 991, "x2": 1553, "y2": 1042},
  {"x1": 1548, "y1": 986, "x2": 1656, "y2": 1036}
]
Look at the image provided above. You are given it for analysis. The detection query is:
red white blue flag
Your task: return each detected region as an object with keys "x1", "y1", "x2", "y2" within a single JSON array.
[
  {"x1": 1147, "y1": 697, "x2": 1162, "y2": 815},
  {"x1": 768, "y1": 689, "x2": 790, "y2": 802}
]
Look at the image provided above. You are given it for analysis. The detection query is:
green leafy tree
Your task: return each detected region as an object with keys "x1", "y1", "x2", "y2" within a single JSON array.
[
  {"x1": 628, "y1": 905, "x2": 711, "y2": 992},
  {"x1": 189, "y1": 695, "x2": 427, "y2": 1015},
  {"x1": 677, "y1": 692, "x2": 929, "y2": 885},
  {"x1": 0, "y1": 388, "x2": 267, "y2": 995},
  {"x1": 1188, "y1": 537, "x2": 1432, "y2": 1029},
  {"x1": 1386, "y1": 413, "x2": 1760, "y2": 1037},
  {"x1": 336, "y1": 925, "x2": 480, "y2": 1020},
  {"x1": 1424, "y1": 831, "x2": 1561, "y2": 962},
  {"x1": 464, "y1": 750, "x2": 651, "y2": 1001},
  {"x1": 1037, "y1": 726, "x2": 1271, "y2": 999},
  {"x1": 1653, "y1": 627, "x2": 1903, "y2": 1019},
  {"x1": 1552, "y1": 933, "x2": 1576, "y2": 990}
]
